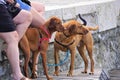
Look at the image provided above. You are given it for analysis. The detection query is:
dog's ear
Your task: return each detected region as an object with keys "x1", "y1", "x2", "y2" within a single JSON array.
[
  {"x1": 49, "y1": 17, "x2": 56, "y2": 25},
  {"x1": 68, "y1": 24, "x2": 76, "y2": 33},
  {"x1": 48, "y1": 17, "x2": 57, "y2": 31}
]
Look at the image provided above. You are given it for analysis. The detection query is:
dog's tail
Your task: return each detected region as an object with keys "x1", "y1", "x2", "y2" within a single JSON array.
[
  {"x1": 78, "y1": 14, "x2": 99, "y2": 31},
  {"x1": 78, "y1": 14, "x2": 87, "y2": 26},
  {"x1": 87, "y1": 26, "x2": 99, "y2": 31}
]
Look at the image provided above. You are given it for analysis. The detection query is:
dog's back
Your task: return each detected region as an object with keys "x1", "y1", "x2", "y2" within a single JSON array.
[{"x1": 80, "y1": 26, "x2": 99, "y2": 44}]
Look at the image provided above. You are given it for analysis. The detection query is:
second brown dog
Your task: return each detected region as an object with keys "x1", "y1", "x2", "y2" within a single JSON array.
[{"x1": 53, "y1": 19, "x2": 99, "y2": 76}]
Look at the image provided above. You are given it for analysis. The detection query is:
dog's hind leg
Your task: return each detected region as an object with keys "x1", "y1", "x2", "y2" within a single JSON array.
[
  {"x1": 86, "y1": 42, "x2": 94, "y2": 75},
  {"x1": 53, "y1": 48, "x2": 60, "y2": 76},
  {"x1": 77, "y1": 42, "x2": 88, "y2": 74},
  {"x1": 31, "y1": 50, "x2": 39, "y2": 78},
  {"x1": 19, "y1": 35, "x2": 31, "y2": 77}
]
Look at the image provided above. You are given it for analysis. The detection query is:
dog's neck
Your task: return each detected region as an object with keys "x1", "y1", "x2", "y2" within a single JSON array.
[
  {"x1": 63, "y1": 31, "x2": 71, "y2": 37},
  {"x1": 44, "y1": 25, "x2": 57, "y2": 38},
  {"x1": 56, "y1": 32, "x2": 74, "y2": 43},
  {"x1": 39, "y1": 26, "x2": 51, "y2": 38}
]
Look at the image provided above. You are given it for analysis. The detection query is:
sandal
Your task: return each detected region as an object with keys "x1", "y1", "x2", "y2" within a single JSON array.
[{"x1": 20, "y1": 77, "x2": 32, "y2": 80}]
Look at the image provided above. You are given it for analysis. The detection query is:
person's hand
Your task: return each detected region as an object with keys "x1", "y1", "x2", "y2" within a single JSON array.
[
  {"x1": 15, "y1": 3, "x2": 20, "y2": 7},
  {"x1": 6, "y1": 0, "x2": 15, "y2": 4}
]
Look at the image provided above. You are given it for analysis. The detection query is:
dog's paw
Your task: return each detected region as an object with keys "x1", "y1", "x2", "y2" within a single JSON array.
[
  {"x1": 67, "y1": 72, "x2": 73, "y2": 77},
  {"x1": 53, "y1": 71, "x2": 59, "y2": 76},
  {"x1": 47, "y1": 77, "x2": 53, "y2": 80},
  {"x1": 31, "y1": 72, "x2": 38, "y2": 79},
  {"x1": 81, "y1": 71, "x2": 87, "y2": 74},
  {"x1": 89, "y1": 72, "x2": 94, "y2": 75}
]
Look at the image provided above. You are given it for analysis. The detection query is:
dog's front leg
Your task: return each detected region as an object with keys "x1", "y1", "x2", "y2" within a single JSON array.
[
  {"x1": 40, "y1": 41, "x2": 53, "y2": 80},
  {"x1": 41, "y1": 51, "x2": 53, "y2": 80},
  {"x1": 67, "y1": 49, "x2": 76, "y2": 76},
  {"x1": 53, "y1": 48, "x2": 60, "y2": 76}
]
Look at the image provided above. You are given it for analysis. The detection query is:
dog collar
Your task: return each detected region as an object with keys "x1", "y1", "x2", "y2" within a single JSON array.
[{"x1": 54, "y1": 39, "x2": 75, "y2": 48}]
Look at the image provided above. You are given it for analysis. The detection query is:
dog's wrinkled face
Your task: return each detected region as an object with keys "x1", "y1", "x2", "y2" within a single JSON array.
[
  {"x1": 65, "y1": 20, "x2": 88, "y2": 35},
  {"x1": 48, "y1": 17, "x2": 64, "y2": 32}
]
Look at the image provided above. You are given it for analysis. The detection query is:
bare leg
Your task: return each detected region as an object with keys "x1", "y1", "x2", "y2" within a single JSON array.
[
  {"x1": 31, "y1": 1, "x2": 45, "y2": 15},
  {"x1": 0, "y1": 31, "x2": 23, "y2": 80},
  {"x1": 30, "y1": 7, "x2": 46, "y2": 27},
  {"x1": 13, "y1": 10, "x2": 32, "y2": 41},
  {"x1": 0, "y1": 3, "x2": 32, "y2": 80}
]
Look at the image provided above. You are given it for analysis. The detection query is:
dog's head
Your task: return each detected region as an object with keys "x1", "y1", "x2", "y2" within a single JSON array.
[
  {"x1": 45, "y1": 16, "x2": 64, "y2": 32},
  {"x1": 64, "y1": 20, "x2": 88, "y2": 36}
]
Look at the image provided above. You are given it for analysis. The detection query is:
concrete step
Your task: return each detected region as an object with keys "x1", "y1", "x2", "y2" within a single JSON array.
[
  {"x1": 35, "y1": 68, "x2": 102, "y2": 80},
  {"x1": 108, "y1": 69, "x2": 120, "y2": 80}
]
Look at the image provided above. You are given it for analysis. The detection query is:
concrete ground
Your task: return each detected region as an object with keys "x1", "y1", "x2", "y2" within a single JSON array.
[{"x1": 34, "y1": 68, "x2": 102, "y2": 80}]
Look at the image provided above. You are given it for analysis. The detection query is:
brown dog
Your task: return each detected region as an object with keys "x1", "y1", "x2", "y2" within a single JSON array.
[
  {"x1": 19, "y1": 16, "x2": 64, "y2": 80},
  {"x1": 53, "y1": 19, "x2": 99, "y2": 76}
]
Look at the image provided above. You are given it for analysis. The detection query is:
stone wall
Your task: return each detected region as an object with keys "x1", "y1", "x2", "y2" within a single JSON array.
[{"x1": 0, "y1": 0, "x2": 120, "y2": 79}]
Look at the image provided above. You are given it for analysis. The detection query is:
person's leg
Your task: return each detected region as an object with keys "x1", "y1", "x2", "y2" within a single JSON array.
[
  {"x1": 13, "y1": 10, "x2": 32, "y2": 41},
  {"x1": 30, "y1": 1, "x2": 45, "y2": 15},
  {"x1": 0, "y1": 4, "x2": 32, "y2": 80},
  {"x1": 0, "y1": 31, "x2": 24, "y2": 80},
  {"x1": 29, "y1": 7, "x2": 45, "y2": 28},
  {"x1": 16, "y1": 0, "x2": 46, "y2": 30}
]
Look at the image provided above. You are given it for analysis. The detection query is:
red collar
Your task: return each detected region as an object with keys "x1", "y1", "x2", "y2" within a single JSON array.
[{"x1": 38, "y1": 26, "x2": 51, "y2": 50}]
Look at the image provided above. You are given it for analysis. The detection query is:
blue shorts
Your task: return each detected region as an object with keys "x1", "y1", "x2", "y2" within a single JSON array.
[{"x1": 16, "y1": 0, "x2": 31, "y2": 11}]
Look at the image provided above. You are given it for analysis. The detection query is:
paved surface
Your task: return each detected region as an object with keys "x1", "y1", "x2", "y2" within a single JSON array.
[{"x1": 35, "y1": 68, "x2": 102, "y2": 80}]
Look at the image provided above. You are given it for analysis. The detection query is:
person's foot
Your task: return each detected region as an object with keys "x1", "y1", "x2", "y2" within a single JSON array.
[{"x1": 20, "y1": 77, "x2": 32, "y2": 80}]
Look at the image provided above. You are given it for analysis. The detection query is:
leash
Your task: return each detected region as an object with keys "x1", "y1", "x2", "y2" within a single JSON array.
[{"x1": 39, "y1": 50, "x2": 70, "y2": 67}]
